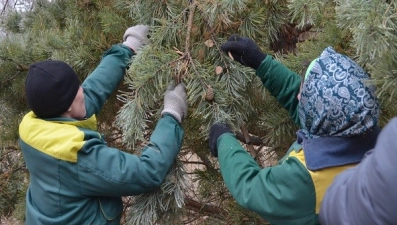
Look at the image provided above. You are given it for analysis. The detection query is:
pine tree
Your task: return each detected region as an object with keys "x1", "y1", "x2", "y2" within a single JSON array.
[
  {"x1": 0, "y1": 0, "x2": 396, "y2": 224},
  {"x1": 116, "y1": 0, "x2": 397, "y2": 224},
  {"x1": 0, "y1": 0, "x2": 137, "y2": 220}
]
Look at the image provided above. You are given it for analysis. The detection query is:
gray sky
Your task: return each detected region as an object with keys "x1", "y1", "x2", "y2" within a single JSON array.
[{"x1": 1, "y1": 0, "x2": 33, "y2": 14}]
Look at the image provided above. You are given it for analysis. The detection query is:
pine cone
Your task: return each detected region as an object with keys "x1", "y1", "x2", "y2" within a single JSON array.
[{"x1": 205, "y1": 85, "x2": 214, "y2": 101}]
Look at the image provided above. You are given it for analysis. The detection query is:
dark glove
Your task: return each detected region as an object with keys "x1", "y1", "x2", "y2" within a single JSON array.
[
  {"x1": 209, "y1": 123, "x2": 232, "y2": 157},
  {"x1": 220, "y1": 34, "x2": 266, "y2": 70}
]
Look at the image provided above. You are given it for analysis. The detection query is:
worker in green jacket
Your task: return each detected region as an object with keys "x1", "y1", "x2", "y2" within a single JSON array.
[
  {"x1": 19, "y1": 25, "x2": 188, "y2": 224},
  {"x1": 208, "y1": 35, "x2": 380, "y2": 225}
]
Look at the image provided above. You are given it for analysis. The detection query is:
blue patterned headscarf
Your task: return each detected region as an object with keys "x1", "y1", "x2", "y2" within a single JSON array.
[{"x1": 298, "y1": 47, "x2": 379, "y2": 138}]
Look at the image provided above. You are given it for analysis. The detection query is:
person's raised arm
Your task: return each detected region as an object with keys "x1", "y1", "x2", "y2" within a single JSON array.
[
  {"x1": 82, "y1": 25, "x2": 149, "y2": 117},
  {"x1": 221, "y1": 35, "x2": 301, "y2": 124},
  {"x1": 77, "y1": 83, "x2": 188, "y2": 196}
]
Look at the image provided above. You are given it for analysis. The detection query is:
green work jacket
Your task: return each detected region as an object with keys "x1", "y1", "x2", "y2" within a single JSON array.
[
  {"x1": 216, "y1": 55, "x2": 354, "y2": 225},
  {"x1": 19, "y1": 44, "x2": 184, "y2": 224}
]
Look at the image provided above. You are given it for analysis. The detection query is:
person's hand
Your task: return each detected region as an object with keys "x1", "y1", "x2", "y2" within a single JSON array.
[
  {"x1": 209, "y1": 123, "x2": 232, "y2": 157},
  {"x1": 220, "y1": 34, "x2": 267, "y2": 70},
  {"x1": 161, "y1": 83, "x2": 188, "y2": 123},
  {"x1": 122, "y1": 25, "x2": 149, "y2": 52}
]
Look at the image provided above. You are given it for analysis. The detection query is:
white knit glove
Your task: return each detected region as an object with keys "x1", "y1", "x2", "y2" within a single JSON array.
[
  {"x1": 161, "y1": 83, "x2": 188, "y2": 123},
  {"x1": 122, "y1": 25, "x2": 149, "y2": 52}
]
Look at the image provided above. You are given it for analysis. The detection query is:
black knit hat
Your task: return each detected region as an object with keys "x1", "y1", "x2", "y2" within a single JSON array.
[{"x1": 25, "y1": 60, "x2": 80, "y2": 118}]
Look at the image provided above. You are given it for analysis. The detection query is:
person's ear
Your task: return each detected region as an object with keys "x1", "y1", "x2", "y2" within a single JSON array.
[{"x1": 60, "y1": 107, "x2": 72, "y2": 118}]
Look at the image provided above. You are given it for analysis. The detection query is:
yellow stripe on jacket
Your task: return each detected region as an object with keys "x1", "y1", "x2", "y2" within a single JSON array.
[
  {"x1": 288, "y1": 150, "x2": 355, "y2": 213},
  {"x1": 19, "y1": 111, "x2": 97, "y2": 162}
]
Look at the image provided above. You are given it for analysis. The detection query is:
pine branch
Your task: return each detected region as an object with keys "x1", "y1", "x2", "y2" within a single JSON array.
[
  {"x1": 234, "y1": 131, "x2": 263, "y2": 146},
  {"x1": 0, "y1": 71, "x2": 20, "y2": 87},
  {"x1": 194, "y1": 151, "x2": 214, "y2": 171},
  {"x1": 239, "y1": 123, "x2": 258, "y2": 161},
  {"x1": 184, "y1": 197, "x2": 226, "y2": 220},
  {"x1": 184, "y1": 0, "x2": 196, "y2": 55},
  {"x1": 0, "y1": 56, "x2": 29, "y2": 71},
  {"x1": 125, "y1": 159, "x2": 188, "y2": 225}
]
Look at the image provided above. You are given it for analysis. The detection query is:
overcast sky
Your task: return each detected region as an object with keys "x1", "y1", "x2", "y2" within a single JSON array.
[{"x1": 1, "y1": 0, "x2": 33, "y2": 13}]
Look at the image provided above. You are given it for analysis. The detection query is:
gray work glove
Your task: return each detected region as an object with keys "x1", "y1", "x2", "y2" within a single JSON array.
[
  {"x1": 122, "y1": 25, "x2": 149, "y2": 52},
  {"x1": 161, "y1": 83, "x2": 188, "y2": 123}
]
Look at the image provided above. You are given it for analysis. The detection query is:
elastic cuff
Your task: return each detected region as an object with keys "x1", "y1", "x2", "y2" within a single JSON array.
[
  {"x1": 161, "y1": 112, "x2": 181, "y2": 123},
  {"x1": 120, "y1": 43, "x2": 136, "y2": 54},
  {"x1": 251, "y1": 52, "x2": 267, "y2": 70}
]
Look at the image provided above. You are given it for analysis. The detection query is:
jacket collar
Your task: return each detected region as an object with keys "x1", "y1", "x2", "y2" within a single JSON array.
[{"x1": 297, "y1": 127, "x2": 381, "y2": 171}]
